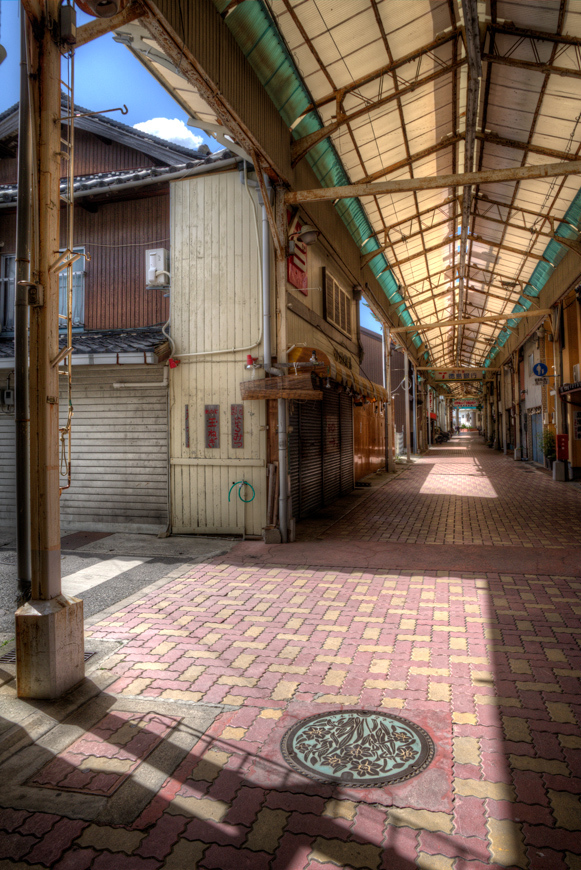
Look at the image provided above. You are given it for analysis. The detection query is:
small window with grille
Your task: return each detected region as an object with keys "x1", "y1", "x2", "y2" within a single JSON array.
[
  {"x1": 323, "y1": 268, "x2": 352, "y2": 338},
  {"x1": 0, "y1": 254, "x2": 15, "y2": 332}
]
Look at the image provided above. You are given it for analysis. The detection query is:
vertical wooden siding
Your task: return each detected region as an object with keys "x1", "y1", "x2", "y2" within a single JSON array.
[
  {"x1": 170, "y1": 171, "x2": 267, "y2": 535},
  {"x1": 63, "y1": 192, "x2": 170, "y2": 330}
]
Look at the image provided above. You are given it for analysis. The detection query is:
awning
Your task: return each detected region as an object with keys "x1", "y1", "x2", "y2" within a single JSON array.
[{"x1": 288, "y1": 346, "x2": 388, "y2": 403}]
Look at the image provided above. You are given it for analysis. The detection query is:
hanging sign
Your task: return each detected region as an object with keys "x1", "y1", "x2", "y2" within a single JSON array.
[
  {"x1": 432, "y1": 371, "x2": 491, "y2": 382},
  {"x1": 287, "y1": 212, "x2": 308, "y2": 293},
  {"x1": 533, "y1": 362, "x2": 548, "y2": 377},
  {"x1": 231, "y1": 404, "x2": 244, "y2": 449}
]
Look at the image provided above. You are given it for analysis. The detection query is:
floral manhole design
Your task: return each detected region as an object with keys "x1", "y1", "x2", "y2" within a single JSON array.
[{"x1": 280, "y1": 710, "x2": 435, "y2": 787}]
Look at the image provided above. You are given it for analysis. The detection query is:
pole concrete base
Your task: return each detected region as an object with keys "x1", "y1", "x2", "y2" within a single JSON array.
[
  {"x1": 15, "y1": 595, "x2": 84, "y2": 699},
  {"x1": 513, "y1": 447, "x2": 522, "y2": 461},
  {"x1": 553, "y1": 460, "x2": 567, "y2": 482}
]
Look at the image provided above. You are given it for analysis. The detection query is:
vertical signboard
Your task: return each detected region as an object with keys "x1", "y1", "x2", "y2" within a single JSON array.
[
  {"x1": 231, "y1": 404, "x2": 244, "y2": 449},
  {"x1": 205, "y1": 404, "x2": 220, "y2": 448}
]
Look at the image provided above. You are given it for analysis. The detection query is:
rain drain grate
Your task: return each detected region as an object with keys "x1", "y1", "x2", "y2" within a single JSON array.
[{"x1": 0, "y1": 649, "x2": 96, "y2": 664}]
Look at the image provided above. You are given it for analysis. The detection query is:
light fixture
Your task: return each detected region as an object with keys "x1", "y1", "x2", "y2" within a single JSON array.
[
  {"x1": 309, "y1": 350, "x2": 318, "y2": 364},
  {"x1": 288, "y1": 223, "x2": 320, "y2": 254},
  {"x1": 325, "y1": 377, "x2": 331, "y2": 388},
  {"x1": 76, "y1": 0, "x2": 123, "y2": 17}
]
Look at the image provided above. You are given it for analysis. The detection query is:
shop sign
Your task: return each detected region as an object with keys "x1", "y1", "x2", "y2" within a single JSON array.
[
  {"x1": 433, "y1": 371, "x2": 490, "y2": 381},
  {"x1": 535, "y1": 377, "x2": 548, "y2": 385},
  {"x1": 205, "y1": 404, "x2": 220, "y2": 448},
  {"x1": 231, "y1": 404, "x2": 244, "y2": 449},
  {"x1": 560, "y1": 381, "x2": 581, "y2": 395}
]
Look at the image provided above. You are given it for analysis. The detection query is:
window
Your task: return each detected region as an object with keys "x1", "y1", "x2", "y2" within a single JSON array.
[
  {"x1": 58, "y1": 248, "x2": 85, "y2": 329},
  {"x1": 324, "y1": 268, "x2": 352, "y2": 338},
  {"x1": 0, "y1": 254, "x2": 15, "y2": 332}
]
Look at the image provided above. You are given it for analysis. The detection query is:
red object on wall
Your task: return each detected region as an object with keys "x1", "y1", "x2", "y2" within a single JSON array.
[
  {"x1": 430, "y1": 412, "x2": 437, "y2": 420},
  {"x1": 557, "y1": 433, "x2": 569, "y2": 461}
]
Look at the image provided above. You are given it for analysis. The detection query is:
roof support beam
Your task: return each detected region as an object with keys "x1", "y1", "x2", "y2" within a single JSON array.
[
  {"x1": 285, "y1": 158, "x2": 581, "y2": 203},
  {"x1": 391, "y1": 308, "x2": 552, "y2": 334},
  {"x1": 290, "y1": 60, "x2": 465, "y2": 166},
  {"x1": 360, "y1": 134, "x2": 463, "y2": 185},
  {"x1": 457, "y1": 0, "x2": 482, "y2": 364},
  {"x1": 300, "y1": 30, "x2": 461, "y2": 114},
  {"x1": 483, "y1": 53, "x2": 581, "y2": 80},
  {"x1": 476, "y1": 131, "x2": 578, "y2": 163},
  {"x1": 489, "y1": 21, "x2": 581, "y2": 48}
]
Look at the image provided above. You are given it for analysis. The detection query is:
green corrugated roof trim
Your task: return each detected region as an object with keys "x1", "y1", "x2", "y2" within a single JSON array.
[
  {"x1": 213, "y1": 0, "x2": 420, "y2": 346},
  {"x1": 484, "y1": 187, "x2": 581, "y2": 366}
]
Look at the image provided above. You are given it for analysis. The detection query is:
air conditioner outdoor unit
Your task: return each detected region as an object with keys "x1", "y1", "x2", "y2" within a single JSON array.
[{"x1": 146, "y1": 248, "x2": 170, "y2": 289}]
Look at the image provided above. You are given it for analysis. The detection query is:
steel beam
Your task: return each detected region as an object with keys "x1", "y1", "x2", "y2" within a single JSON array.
[
  {"x1": 391, "y1": 308, "x2": 552, "y2": 334},
  {"x1": 290, "y1": 61, "x2": 465, "y2": 166},
  {"x1": 285, "y1": 159, "x2": 581, "y2": 204},
  {"x1": 483, "y1": 53, "x2": 581, "y2": 80}
]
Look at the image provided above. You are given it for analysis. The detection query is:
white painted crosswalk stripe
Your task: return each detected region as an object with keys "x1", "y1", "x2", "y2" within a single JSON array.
[{"x1": 62, "y1": 557, "x2": 150, "y2": 596}]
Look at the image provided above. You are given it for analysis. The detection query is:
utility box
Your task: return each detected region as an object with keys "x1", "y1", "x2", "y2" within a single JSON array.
[
  {"x1": 146, "y1": 248, "x2": 170, "y2": 289},
  {"x1": 1, "y1": 388, "x2": 14, "y2": 406},
  {"x1": 556, "y1": 433, "x2": 569, "y2": 461}
]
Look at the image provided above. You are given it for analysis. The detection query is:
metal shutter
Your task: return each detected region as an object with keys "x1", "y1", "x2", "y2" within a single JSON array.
[
  {"x1": 288, "y1": 401, "x2": 300, "y2": 521},
  {"x1": 322, "y1": 389, "x2": 341, "y2": 505},
  {"x1": 0, "y1": 370, "x2": 16, "y2": 530},
  {"x1": 298, "y1": 400, "x2": 323, "y2": 518},
  {"x1": 340, "y1": 392, "x2": 354, "y2": 494},
  {"x1": 59, "y1": 365, "x2": 168, "y2": 533}
]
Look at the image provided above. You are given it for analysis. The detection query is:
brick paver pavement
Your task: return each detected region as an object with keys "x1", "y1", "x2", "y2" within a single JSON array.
[{"x1": 1, "y1": 434, "x2": 580, "y2": 869}]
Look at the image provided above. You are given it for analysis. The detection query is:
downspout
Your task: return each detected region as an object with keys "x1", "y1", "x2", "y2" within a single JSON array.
[
  {"x1": 258, "y1": 177, "x2": 288, "y2": 542},
  {"x1": 412, "y1": 363, "x2": 417, "y2": 454},
  {"x1": 404, "y1": 350, "x2": 411, "y2": 461},
  {"x1": 15, "y1": 13, "x2": 32, "y2": 605}
]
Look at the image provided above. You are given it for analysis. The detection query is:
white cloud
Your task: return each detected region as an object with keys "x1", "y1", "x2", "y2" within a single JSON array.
[{"x1": 133, "y1": 118, "x2": 204, "y2": 150}]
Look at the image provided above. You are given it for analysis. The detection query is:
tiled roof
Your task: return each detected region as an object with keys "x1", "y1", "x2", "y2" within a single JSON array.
[
  {"x1": 0, "y1": 150, "x2": 233, "y2": 205},
  {"x1": 0, "y1": 326, "x2": 167, "y2": 359},
  {"x1": 0, "y1": 98, "x2": 211, "y2": 162}
]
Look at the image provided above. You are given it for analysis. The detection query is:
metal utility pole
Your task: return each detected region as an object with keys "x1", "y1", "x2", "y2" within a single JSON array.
[
  {"x1": 383, "y1": 325, "x2": 396, "y2": 471},
  {"x1": 16, "y1": 0, "x2": 84, "y2": 698},
  {"x1": 513, "y1": 352, "x2": 522, "y2": 460},
  {"x1": 403, "y1": 350, "x2": 411, "y2": 461},
  {"x1": 501, "y1": 367, "x2": 508, "y2": 454}
]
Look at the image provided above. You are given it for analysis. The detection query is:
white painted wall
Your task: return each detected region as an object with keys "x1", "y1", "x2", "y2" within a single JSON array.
[{"x1": 169, "y1": 171, "x2": 267, "y2": 536}]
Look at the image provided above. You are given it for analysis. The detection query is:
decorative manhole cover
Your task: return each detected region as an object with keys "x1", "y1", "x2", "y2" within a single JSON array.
[{"x1": 281, "y1": 710, "x2": 435, "y2": 787}]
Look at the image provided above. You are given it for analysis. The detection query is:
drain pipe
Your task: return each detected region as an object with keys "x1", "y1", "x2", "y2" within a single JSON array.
[
  {"x1": 258, "y1": 176, "x2": 288, "y2": 542},
  {"x1": 15, "y1": 14, "x2": 32, "y2": 604}
]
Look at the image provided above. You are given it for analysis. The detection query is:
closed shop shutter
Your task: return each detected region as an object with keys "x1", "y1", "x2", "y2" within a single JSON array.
[
  {"x1": 323, "y1": 389, "x2": 341, "y2": 505},
  {"x1": 0, "y1": 369, "x2": 16, "y2": 529},
  {"x1": 0, "y1": 365, "x2": 168, "y2": 534},
  {"x1": 288, "y1": 401, "x2": 300, "y2": 520},
  {"x1": 299, "y1": 400, "x2": 323, "y2": 517},
  {"x1": 60, "y1": 366, "x2": 168, "y2": 532},
  {"x1": 340, "y1": 392, "x2": 354, "y2": 494}
]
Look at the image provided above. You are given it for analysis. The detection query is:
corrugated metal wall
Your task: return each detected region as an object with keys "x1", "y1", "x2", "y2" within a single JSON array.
[
  {"x1": 0, "y1": 365, "x2": 168, "y2": 533},
  {"x1": 169, "y1": 171, "x2": 267, "y2": 536},
  {"x1": 72, "y1": 129, "x2": 156, "y2": 177},
  {"x1": 66, "y1": 193, "x2": 170, "y2": 330}
]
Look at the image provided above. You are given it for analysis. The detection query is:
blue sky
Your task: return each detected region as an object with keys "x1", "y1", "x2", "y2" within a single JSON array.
[{"x1": 0, "y1": 0, "x2": 380, "y2": 334}]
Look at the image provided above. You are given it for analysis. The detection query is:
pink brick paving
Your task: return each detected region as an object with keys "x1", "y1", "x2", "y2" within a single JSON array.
[{"x1": 1, "y1": 434, "x2": 580, "y2": 869}]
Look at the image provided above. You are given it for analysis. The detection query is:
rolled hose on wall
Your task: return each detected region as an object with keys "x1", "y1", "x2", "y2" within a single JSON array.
[{"x1": 228, "y1": 480, "x2": 256, "y2": 503}]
